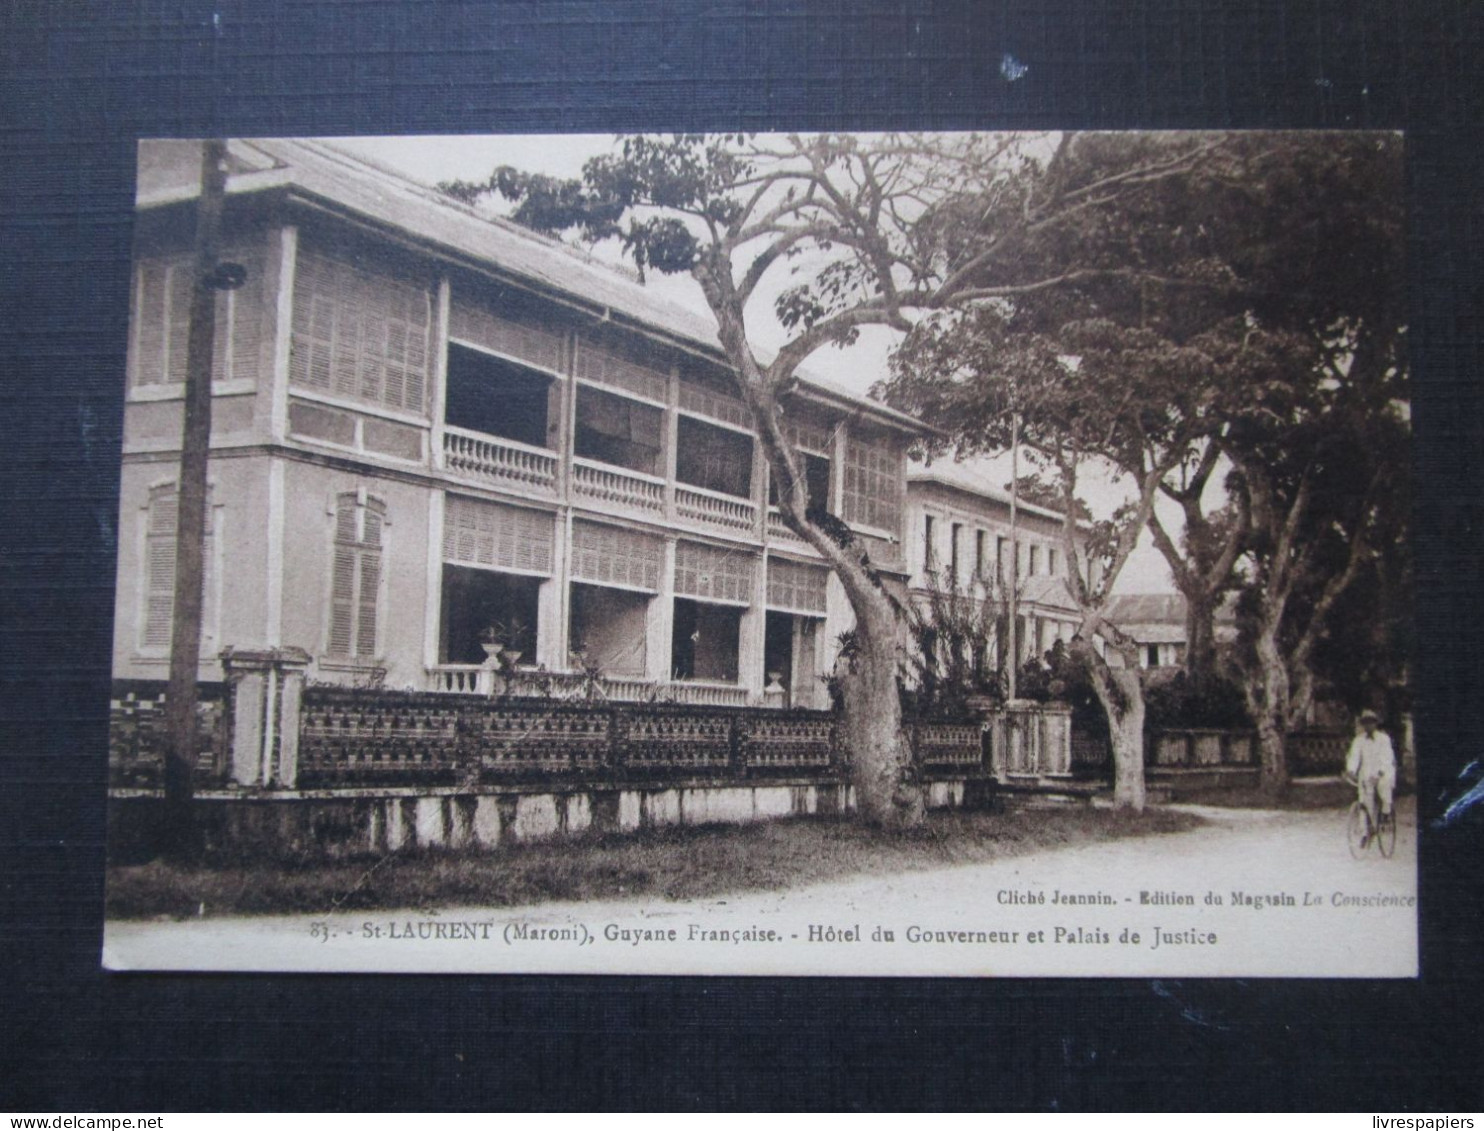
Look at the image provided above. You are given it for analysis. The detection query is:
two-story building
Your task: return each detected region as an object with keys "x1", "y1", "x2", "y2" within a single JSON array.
[
  {"x1": 112, "y1": 139, "x2": 924, "y2": 711},
  {"x1": 904, "y1": 462, "x2": 1086, "y2": 669}
]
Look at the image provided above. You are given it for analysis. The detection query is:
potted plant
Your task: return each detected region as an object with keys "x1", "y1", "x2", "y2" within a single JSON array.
[{"x1": 480, "y1": 619, "x2": 527, "y2": 669}]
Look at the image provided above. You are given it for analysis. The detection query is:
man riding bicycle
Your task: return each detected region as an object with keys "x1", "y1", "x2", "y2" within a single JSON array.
[{"x1": 1344, "y1": 709, "x2": 1396, "y2": 844}]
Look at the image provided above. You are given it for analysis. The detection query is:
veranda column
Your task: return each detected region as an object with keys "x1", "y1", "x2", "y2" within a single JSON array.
[
  {"x1": 738, "y1": 550, "x2": 768, "y2": 702},
  {"x1": 645, "y1": 538, "x2": 677, "y2": 682}
]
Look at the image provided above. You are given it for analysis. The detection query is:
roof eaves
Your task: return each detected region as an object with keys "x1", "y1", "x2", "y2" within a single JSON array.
[{"x1": 170, "y1": 136, "x2": 930, "y2": 438}]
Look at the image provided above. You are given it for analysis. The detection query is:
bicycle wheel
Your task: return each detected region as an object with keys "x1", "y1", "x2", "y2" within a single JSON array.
[
  {"x1": 1347, "y1": 802, "x2": 1371, "y2": 859},
  {"x1": 1377, "y1": 811, "x2": 1397, "y2": 858}
]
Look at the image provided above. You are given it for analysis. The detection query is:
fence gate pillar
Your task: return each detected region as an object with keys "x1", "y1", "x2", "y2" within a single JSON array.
[
  {"x1": 965, "y1": 694, "x2": 1002, "y2": 780},
  {"x1": 1040, "y1": 704, "x2": 1073, "y2": 777},
  {"x1": 221, "y1": 646, "x2": 312, "y2": 788}
]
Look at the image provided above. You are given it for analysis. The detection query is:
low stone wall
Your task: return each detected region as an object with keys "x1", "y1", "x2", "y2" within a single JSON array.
[
  {"x1": 1287, "y1": 729, "x2": 1351, "y2": 776},
  {"x1": 109, "y1": 775, "x2": 982, "y2": 859},
  {"x1": 1151, "y1": 729, "x2": 1256, "y2": 769}
]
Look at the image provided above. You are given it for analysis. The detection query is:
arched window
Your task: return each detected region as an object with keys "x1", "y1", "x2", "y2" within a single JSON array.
[{"x1": 328, "y1": 493, "x2": 385, "y2": 659}]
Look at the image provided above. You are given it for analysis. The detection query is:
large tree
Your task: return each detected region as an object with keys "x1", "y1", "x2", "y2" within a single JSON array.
[
  {"x1": 889, "y1": 307, "x2": 1220, "y2": 810},
  {"x1": 886, "y1": 131, "x2": 1408, "y2": 795}
]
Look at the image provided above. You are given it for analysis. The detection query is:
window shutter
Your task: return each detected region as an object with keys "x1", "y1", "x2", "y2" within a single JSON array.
[
  {"x1": 356, "y1": 551, "x2": 380, "y2": 658},
  {"x1": 674, "y1": 541, "x2": 754, "y2": 605},
  {"x1": 134, "y1": 263, "x2": 169, "y2": 386},
  {"x1": 328, "y1": 494, "x2": 385, "y2": 659},
  {"x1": 767, "y1": 558, "x2": 828, "y2": 614},
  {"x1": 144, "y1": 489, "x2": 177, "y2": 647},
  {"x1": 571, "y1": 520, "x2": 662, "y2": 592},
  {"x1": 442, "y1": 495, "x2": 553, "y2": 576},
  {"x1": 328, "y1": 544, "x2": 356, "y2": 655},
  {"x1": 450, "y1": 299, "x2": 564, "y2": 372},
  {"x1": 843, "y1": 437, "x2": 901, "y2": 532},
  {"x1": 290, "y1": 250, "x2": 431, "y2": 415},
  {"x1": 166, "y1": 264, "x2": 193, "y2": 386},
  {"x1": 142, "y1": 484, "x2": 214, "y2": 650}
]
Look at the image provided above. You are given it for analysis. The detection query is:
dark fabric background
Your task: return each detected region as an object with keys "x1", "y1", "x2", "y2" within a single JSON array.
[{"x1": 1, "y1": 0, "x2": 1480, "y2": 1112}]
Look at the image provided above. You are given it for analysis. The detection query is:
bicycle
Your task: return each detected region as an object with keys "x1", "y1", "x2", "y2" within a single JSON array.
[{"x1": 1345, "y1": 790, "x2": 1396, "y2": 859}]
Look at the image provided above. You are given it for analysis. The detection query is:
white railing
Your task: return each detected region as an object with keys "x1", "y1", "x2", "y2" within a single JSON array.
[
  {"x1": 426, "y1": 667, "x2": 755, "y2": 707},
  {"x1": 661, "y1": 680, "x2": 751, "y2": 707},
  {"x1": 430, "y1": 665, "x2": 492, "y2": 694},
  {"x1": 675, "y1": 483, "x2": 757, "y2": 534},
  {"x1": 766, "y1": 506, "x2": 806, "y2": 544},
  {"x1": 571, "y1": 458, "x2": 665, "y2": 514},
  {"x1": 443, "y1": 427, "x2": 558, "y2": 494}
]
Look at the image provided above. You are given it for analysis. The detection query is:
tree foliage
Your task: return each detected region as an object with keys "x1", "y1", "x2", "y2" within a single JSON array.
[{"x1": 881, "y1": 129, "x2": 1408, "y2": 796}]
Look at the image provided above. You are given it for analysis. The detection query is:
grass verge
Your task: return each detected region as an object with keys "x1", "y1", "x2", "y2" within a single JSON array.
[{"x1": 108, "y1": 804, "x2": 1201, "y2": 921}]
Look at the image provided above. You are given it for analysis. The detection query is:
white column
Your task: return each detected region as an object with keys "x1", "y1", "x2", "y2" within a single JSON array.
[
  {"x1": 265, "y1": 225, "x2": 298, "y2": 444},
  {"x1": 422, "y1": 491, "x2": 445, "y2": 674},
  {"x1": 430, "y1": 277, "x2": 451, "y2": 469},
  {"x1": 663, "y1": 366, "x2": 679, "y2": 521},
  {"x1": 264, "y1": 458, "x2": 285, "y2": 647},
  {"x1": 830, "y1": 420, "x2": 848, "y2": 518},
  {"x1": 738, "y1": 550, "x2": 768, "y2": 701},
  {"x1": 536, "y1": 510, "x2": 571, "y2": 670},
  {"x1": 645, "y1": 537, "x2": 677, "y2": 681}
]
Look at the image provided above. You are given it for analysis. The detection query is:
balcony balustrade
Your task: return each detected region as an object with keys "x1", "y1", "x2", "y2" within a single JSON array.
[
  {"x1": 675, "y1": 483, "x2": 756, "y2": 535},
  {"x1": 766, "y1": 506, "x2": 807, "y2": 545},
  {"x1": 427, "y1": 666, "x2": 751, "y2": 707},
  {"x1": 443, "y1": 426, "x2": 558, "y2": 495},
  {"x1": 570, "y1": 457, "x2": 666, "y2": 515}
]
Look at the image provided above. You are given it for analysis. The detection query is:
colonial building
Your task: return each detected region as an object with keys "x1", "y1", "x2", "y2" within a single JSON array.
[
  {"x1": 1102, "y1": 593, "x2": 1238, "y2": 670},
  {"x1": 905, "y1": 463, "x2": 1085, "y2": 667},
  {"x1": 113, "y1": 139, "x2": 924, "y2": 711}
]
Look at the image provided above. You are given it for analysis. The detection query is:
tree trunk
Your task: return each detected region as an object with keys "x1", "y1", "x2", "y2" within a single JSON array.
[
  {"x1": 837, "y1": 587, "x2": 922, "y2": 828},
  {"x1": 1250, "y1": 623, "x2": 1291, "y2": 795},
  {"x1": 1183, "y1": 589, "x2": 1218, "y2": 689},
  {"x1": 1075, "y1": 639, "x2": 1147, "y2": 811},
  {"x1": 1102, "y1": 667, "x2": 1147, "y2": 811}
]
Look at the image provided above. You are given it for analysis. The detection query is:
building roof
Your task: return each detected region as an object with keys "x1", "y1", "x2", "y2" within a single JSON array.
[
  {"x1": 905, "y1": 458, "x2": 1077, "y2": 526},
  {"x1": 1103, "y1": 593, "x2": 1187, "y2": 626},
  {"x1": 1103, "y1": 593, "x2": 1239, "y2": 641},
  {"x1": 137, "y1": 138, "x2": 926, "y2": 436},
  {"x1": 1020, "y1": 575, "x2": 1080, "y2": 613}
]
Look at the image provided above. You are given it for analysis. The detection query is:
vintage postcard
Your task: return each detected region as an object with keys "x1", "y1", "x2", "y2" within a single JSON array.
[{"x1": 102, "y1": 132, "x2": 1416, "y2": 976}]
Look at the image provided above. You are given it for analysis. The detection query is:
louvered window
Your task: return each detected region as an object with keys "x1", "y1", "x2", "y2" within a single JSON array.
[
  {"x1": 289, "y1": 251, "x2": 431, "y2": 415},
  {"x1": 328, "y1": 494, "x2": 385, "y2": 659},
  {"x1": 449, "y1": 298, "x2": 564, "y2": 373},
  {"x1": 766, "y1": 558, "x2": 828, "y2": 615},
  {"x1": 575, "y1": 342, "x2": 669, "y2": 403},
  {"x1": 674, "y1": 541, "x2": 755, "y2": 605},
  {"x1": 570, "y1": 520, "x2": 662, "y2": 592},
  {"x1": 131, "y1": 245, "x2": 263, "y2": 388},
  {"x1": 842, "y1": 436, "x2": 902, "y2": 533},
  {"x1": 142, "y1": 483, "x2": 216, "y2": 651},
  {"x1": 442, "y1": 495, "x2": 554, "y2": 576}
]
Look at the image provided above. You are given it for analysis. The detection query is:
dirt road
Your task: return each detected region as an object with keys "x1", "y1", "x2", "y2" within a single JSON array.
[{"x1": 104, "y1": 799, "x2": 1418, "y2": 978}]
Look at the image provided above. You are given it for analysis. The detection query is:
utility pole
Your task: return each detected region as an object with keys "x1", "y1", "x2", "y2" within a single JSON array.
[{"x1": 162, "y1": 139, "x2": 235, "y2": 859}]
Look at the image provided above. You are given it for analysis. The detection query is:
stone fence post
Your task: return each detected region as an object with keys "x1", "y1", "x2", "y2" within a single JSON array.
[
  {"x1": 221, "y1": 646, "x2": 312, "y2": 788},
  {"x1": 969, "y1": 698, "x2": 1073, "y2": 782}
]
